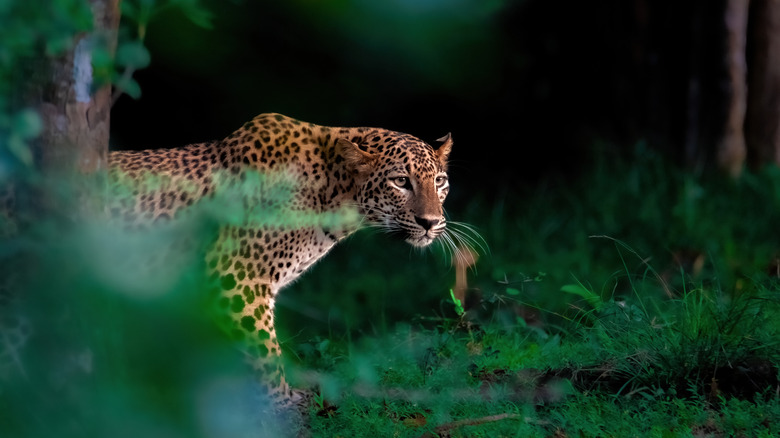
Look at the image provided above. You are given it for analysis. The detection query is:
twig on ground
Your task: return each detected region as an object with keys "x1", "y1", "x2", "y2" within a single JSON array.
[{"x1": 419, "y1": 413, "x2": 530, "y2": 437}]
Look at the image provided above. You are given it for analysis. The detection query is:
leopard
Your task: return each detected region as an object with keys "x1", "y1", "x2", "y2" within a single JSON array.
[{"x1": 108, "y1": 113, "x2": 472, "y2": 410}]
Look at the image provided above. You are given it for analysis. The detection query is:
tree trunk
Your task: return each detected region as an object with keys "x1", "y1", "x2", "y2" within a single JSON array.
[
  {"x1": 35, "y1": 0, "x2": 120, "y2": 176},
  {"x1": 746, "y1": 0, "x2": 780, "y2": 168},
  {"x1": 719, "y1": 0, "x2": 750, "y2": 177},
  {"x1": 685, "y1": 0, "x2": 704, "y2": 169}
]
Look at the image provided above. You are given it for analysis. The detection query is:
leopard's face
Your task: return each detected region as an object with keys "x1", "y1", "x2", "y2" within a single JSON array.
[{"x1": 340, "y1": 134, "x2": 452, "y2": 248}]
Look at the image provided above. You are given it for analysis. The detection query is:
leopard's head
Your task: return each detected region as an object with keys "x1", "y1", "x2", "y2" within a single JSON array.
[{"x1": 338, "y1": 132, "x2": 452, "y2": 247}]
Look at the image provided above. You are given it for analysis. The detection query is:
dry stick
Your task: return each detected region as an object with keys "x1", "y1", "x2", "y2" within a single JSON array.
[{"x1": 423, "y1": 413, "x2": 526, "y2": 436}]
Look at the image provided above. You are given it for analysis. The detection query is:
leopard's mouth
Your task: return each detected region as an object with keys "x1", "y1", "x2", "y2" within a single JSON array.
[
  {"x1": 382, "y1": 227, "x2": 438, "y2": 247},
  {"x1": 405, "y1": 228, "x2": 444, "y2": 248},
  {"x1": 408, "y1": 235, "x2": 436, "y2": 248}
]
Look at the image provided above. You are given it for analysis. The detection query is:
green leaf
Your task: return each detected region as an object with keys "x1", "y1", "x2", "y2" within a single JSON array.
[
  {"x1": 91, "y1": 45, "x2": 114, "y2": 70},
  {"x1": 561, "y1": 283, "x2": 603, "y2": 310},
  {"x1": 45, "y1": 35, "x2": 76, "y2": 55},
  {"x1": 449, "y1": 289, "x2": 464, "y2": 316},
  {"x1": 172, "y1": 0, "x2": 214, "y2": 28},
  {"x1": 115, "y1": 76, "x2": 142, "y2": 99},
  {"x1": 116, "y1": 41, "x2": 151, "y2": 69},
  {"x1": 8, "y1": 136, "x2": 33, "y2": 166},
  {"x1": 91, "y1": 46, "x2": 115, "y2": 85},
  {"x1": 506, "y1": 287, "x2": 521, "y2": 296},
  {"x1": 318, "y1": 374, "x2": 342, "y2": 402},
  {"x1": 182, "y1": 5, "x2": 213, "y2": 29},
  {"x1": 121, "y1": 1, "x2": 139, "y2": 21},
  {"x1": 12, "y1": 109, "x2": 42, "y2": 139}
]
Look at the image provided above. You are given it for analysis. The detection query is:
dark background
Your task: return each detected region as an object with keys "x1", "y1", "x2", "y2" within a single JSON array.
[{"x1": 110, "y1": 0, "x2": 734, "y2": 193}]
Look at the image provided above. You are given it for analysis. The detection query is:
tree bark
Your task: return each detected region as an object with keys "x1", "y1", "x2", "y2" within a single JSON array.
[
  {"x1": 719, "y1": 0, "x2": 750, "y2": 177},
  {"x1": 746, "y1": 0, "x2": 780, "y2": 168},
  {"x1": 685, "y1": 0, "x2": 704, "y2": 169},
  {"x1": 35, "y1": 0, "x2": 120, "y2": 176}
]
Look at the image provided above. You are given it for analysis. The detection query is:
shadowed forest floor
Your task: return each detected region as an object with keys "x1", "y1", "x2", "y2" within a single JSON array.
[{"x1": 2, "y1": 150, "x2": 779, "y2": 437}]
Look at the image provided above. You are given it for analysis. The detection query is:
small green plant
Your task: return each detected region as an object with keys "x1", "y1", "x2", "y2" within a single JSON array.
[
  {"x1": 449, "y1": 289, "x2": 465, "y2": 316},
  {"x1": 560, "y1": 281, "x2": 604, "y2": 312}
]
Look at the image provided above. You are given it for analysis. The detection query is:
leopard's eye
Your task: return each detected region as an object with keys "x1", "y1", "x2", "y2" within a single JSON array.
[
  {"x1": 435, "y1": 175, "x2": 448, "y2": 187},
  {"x1": 390, "y1": 176, "x2": 411, "y2": 189}
]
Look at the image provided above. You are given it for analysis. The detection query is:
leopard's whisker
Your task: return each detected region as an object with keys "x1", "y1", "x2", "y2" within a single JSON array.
[{"x1": 446, "y1": 221, "x2": 489, "y2": 256}]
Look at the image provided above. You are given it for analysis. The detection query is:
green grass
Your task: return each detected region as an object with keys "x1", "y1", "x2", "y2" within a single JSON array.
[
  {"x1": 2, "y1": 147, "x2": 779, "y2": 437},
  {"x1": 283, "y1": 146, "x2": 780, "y2": 436}
]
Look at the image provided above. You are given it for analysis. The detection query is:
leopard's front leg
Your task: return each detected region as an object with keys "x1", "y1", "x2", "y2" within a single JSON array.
[
  {"x1": 244, "y1": 290, "x2": 292, "y2": 407},
  {"x1": 210, "y1": 230, "x2": 293, "y2": 407}
]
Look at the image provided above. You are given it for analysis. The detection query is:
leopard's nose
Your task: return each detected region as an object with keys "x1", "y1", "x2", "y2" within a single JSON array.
[{"x1": 414, "y1": 216, "x2": 440, "y2": 231}]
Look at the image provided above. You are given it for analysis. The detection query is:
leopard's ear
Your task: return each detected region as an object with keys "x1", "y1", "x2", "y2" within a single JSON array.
[
  {"x1": 336, "y1": 138, "x2": 377, "y2": 175},
  {"x1": 435, "y1": 133, "x2": 453, "y2": 166}
]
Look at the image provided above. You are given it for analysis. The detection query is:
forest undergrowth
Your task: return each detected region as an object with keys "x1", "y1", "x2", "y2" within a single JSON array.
[{"x1": 1, "y1": 146, "x2": 779, "y2": 437}]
